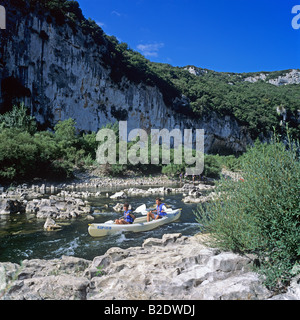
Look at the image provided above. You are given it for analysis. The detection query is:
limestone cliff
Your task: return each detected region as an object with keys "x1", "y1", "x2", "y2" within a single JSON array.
[
  {"x1": 244, "y1": 69, "x2": 300, "y2": 86},
  {"x1": 185, "y1": 66, "x2": 300, "y2": 86},
  {"x1": 0, "y1": 0, "x2": 252, "y2": 154}
]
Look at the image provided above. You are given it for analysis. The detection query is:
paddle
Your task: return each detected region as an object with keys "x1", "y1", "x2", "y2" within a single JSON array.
[
  {"x1": 140, "y1": 207, "x2": 183, "y2": 215},
  {"x1": 134, "y1": 204, "x2": 147, "y2": 214}
]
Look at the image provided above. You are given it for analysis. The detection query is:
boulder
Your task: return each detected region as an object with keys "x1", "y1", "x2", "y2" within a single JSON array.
[
  {"x1": 124, "y1": 188, "x2": 145, "y2": 196},
  {"x1": 0, "y1": 262, "x2": 20, "y2": 295},
  {"x1": 25, "y1": 196, "x2": 91, "y2": 220},
  {"x1": 0, "y1": 199, "x2": 12, "y2": 215},
  {"x1": 268, "y1": 275, "x2": 300, "y2": 300},
  {"x1": 182, "y1": 196, "x2": 202, "y2": 204},
  {"x1": 0, "y1": 199, "x2": 24, "y2": 215},
  {"x1": 43, "y1": 218, "x2": 62, "y2": 231},
  {"x1": 191, "y1": 272, "x2": 271, "y2": 300},
  {"x1": 39, "y1": 184, "x2": 46, "y2": 194},
  {"x1": 25, "y1": 199, "x2": 40, "y2": 214},
  {"x1": 188, "y1": 188, "x2": 202, "y2": 197},
  {"x1": 183, "y1": 192, "x2": 220, "y2": 204},
  {"x1": 113, "y1": 203, "x2": 124, "y2": 212},
  {"x1": 85, "y1": 215, "x2": 95, "y2": 221},
  {"x1": 36, "y1": 206, "x2": 59, "y2": 219},
  {"x1": 110, "y1": 191, "x2": 127, "y2": 200},
  {"x1": 4, "y1": 275, "x2": 89, "y2": 300},
  {"x1": 0, "y1": 265, "x2": 6, "y2": 292},
  {"x1": 1, "y1": 257, "x2": 91, "y2": 300},
  {"x1": 145, "y1": 187, "x2": 172, "y2": 195}
]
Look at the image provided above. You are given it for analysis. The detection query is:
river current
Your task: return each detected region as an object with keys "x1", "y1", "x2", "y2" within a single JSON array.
[{"x1": 0, "y1": 186, "x2": 201, "y2": 263}]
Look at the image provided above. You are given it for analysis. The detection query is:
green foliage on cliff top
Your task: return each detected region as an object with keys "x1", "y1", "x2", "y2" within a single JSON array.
[{"x1": 148, "y1": 64, "x2": 300, "y2": 140}]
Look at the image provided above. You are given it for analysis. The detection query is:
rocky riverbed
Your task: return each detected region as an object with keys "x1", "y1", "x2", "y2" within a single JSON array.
[
  {"x1": 1, "y1": 233, "x2": 299, "y2": 300},
  {"x1": 0, "y1": 173, "x2": 217, "y2": 220}
]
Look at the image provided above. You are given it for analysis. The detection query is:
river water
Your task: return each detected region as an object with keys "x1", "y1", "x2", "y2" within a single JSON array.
[{"x1": 0, "y1": 186, "x2": 202, "y2": 264}]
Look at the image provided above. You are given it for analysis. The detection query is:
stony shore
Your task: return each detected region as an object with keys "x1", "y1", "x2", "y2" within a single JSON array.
[
  {"x1": 1, "y1": 233, "x2": 299, "y2": 300},
  {"x1": 0, "y1": 172, "x2": 217, "y2": 221}
]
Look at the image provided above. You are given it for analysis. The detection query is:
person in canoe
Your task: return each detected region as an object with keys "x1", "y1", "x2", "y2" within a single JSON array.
[
  {"x1": 147, "y1": 198, "x2": 168, "y2": 222},
  {"x1": 115, "y1": 203, "x2": 136, "y2": 225}
]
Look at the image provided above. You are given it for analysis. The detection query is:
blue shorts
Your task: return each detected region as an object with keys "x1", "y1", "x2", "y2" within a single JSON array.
[
  {"x1": 124, "y1": 218, "x2": 134, "y2": 224},
  {"x1": 154, "y1": 214, "x2": 167, "y2": 219}
]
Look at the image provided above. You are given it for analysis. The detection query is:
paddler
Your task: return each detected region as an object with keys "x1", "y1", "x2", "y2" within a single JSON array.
[
  {"x1": 115, "y1": 203, "x2": 136, "y2": 225},
  {"x1": 147, "y1": 198, "x2": 168, "y2": 222}
]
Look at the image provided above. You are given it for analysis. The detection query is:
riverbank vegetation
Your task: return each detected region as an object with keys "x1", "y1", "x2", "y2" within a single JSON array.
[
  {"x1": 0, "y1": 105, "x2": 225, "y2": 183},
  {"x1": 0, "y1": 105, "x2": 96, "y2": 182},
  {"x1": 195, "y1": 133, "x2": 300, "y2": 292}
]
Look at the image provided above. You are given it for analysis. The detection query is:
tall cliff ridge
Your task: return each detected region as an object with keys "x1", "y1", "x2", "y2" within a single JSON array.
[
  {"x1": 186, "y1": 66, "x2": 300, "y2": 87},
  {"x1": 0, "y1": 1, "x2": 297, "y2": 154}
]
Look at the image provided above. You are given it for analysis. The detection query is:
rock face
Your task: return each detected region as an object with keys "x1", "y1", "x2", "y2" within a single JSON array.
[
  {"x1": 244, "y1": 69, "x2": 300, "y2": 86},
  {"x1": 186, "y1": 66, "x2": 300, "y2": 87},
  {"x1": 4, "y1": 233, "x2": 296, "y2": 301},
  {"x1": 88, "y1": 234, "x2": 272, "y2": 300},
  {"x1": 0, "y1": 1, "x2": 252, "y2": 154},
  {"x1": 0, "y1": 256, "x2": 91, "y2": 300}
]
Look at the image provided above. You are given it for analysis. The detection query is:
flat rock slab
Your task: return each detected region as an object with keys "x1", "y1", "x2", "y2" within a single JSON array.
[{"x1": 1, "y1": 234, "x2": 298, "y2": 300}]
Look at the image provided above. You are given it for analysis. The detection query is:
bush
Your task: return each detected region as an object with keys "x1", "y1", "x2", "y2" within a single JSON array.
[
  {"x1": 161, "y1": 154, "x2": 222, "y2": 179},
  {"x1": 161, "y1": 164, "x2": 186, "y2": 177},
  {"x1": 54, "y1": 118, "x2": 77, "y2": 146},
  {"x1": 0, "y1": 115, "x2": 83, "y2": 182},
  {"x1": 195, "y1": 135, "x2": 300, "y2": 291},
  {"x1": 203, "y1": 155, "x2": 222, "y2": 178},
  {"x1": 0, "y1": 129, "x2": 38, "y2": 180},
  {"x1": 0, "y1": 127, "x2": 76, "y2": 181},
  {"x1": 219, "y1": 155, "x2": 240, "y2": 171},
  {"x1": 0, "y1": 104, "x2": 37, "y2": 134},
  {"x1": 79, "y1": 132, "x2": 97, "y2": 159}
]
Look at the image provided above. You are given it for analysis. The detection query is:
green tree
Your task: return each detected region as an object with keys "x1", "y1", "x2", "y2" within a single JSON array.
[{"x1": 54, "y1": 118, "x2": 77, "y2": 145}]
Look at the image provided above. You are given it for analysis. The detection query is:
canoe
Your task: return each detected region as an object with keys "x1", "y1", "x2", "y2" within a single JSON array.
[{"x1": 88, "y1": 209, "x2": 181, "y2": 238}]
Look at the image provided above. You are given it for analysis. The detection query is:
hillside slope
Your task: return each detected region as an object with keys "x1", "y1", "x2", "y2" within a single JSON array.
[{"x1": 0, "y1": 0, "x2": 299, "y2": 154}]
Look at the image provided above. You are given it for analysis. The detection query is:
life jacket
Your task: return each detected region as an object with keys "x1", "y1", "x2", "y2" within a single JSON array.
[
  {"x1": 124, "y1": 210, "x2": 134, "y2": 224},
  {"x1": 157, "y1": 203, "x2": 167, "y2": 217}
]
